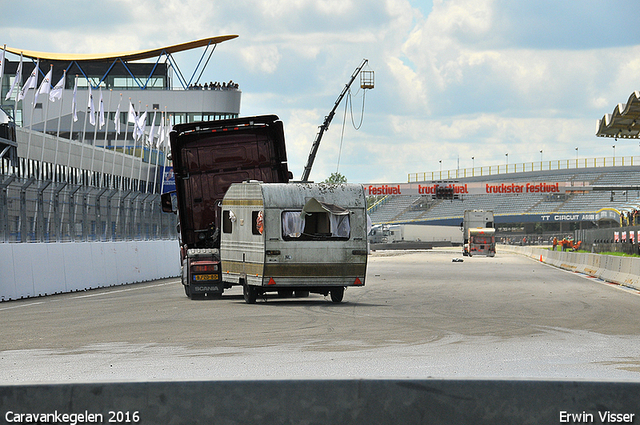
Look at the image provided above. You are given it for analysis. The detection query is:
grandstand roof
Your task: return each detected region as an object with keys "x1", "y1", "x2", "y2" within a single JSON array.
[
  {"x1": 4, "y1": 35, "x2": 238, "y2": 62},
  {"x1": 596, "y1": 91, "x2": 640, "y2": 139}
]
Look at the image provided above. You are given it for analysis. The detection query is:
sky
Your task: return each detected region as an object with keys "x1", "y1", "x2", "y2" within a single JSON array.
[{"x1": 3, "y1": 0, "x2": 640, "y2": 183}]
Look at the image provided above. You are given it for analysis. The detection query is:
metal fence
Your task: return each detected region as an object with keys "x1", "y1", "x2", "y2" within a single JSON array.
[
  {"x1": 0, "y1": 173, "x2": 177, "y2": 243},
  {"x1": 408, "y1": 156, "x2": 640, "y2": 182}
]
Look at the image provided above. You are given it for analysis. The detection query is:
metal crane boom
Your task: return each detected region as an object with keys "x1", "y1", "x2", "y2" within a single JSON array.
[{"x1": 301, "y1": 59, "x2": 369, "y2": 182}]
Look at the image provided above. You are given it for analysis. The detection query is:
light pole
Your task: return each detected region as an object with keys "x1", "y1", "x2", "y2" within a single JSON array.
[
  {"x1": 613, "y1": 145, "x2": 616, "y2": 166},
  {"x1": 505, "y1": 153, "x2": 509, "y2": 172}
]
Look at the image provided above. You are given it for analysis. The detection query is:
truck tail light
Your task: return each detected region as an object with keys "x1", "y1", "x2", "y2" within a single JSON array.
[{"x1": 191, "y1": 264, "x2": 219, "y2": 273}]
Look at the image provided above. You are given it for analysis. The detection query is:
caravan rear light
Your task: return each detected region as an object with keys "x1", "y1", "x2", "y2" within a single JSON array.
[
  {"x1": 352, "y1": 250, "x2": 367, "y2": 255},
  {"x1": 266, "y1": 250, "x2": 281, "y2": 256},
  {"x1": 268, "y1": 277, "x2": 277, "y2": 285},
  {"x1": 354, "y1": 277, "x2": 363, "y2": 286}
]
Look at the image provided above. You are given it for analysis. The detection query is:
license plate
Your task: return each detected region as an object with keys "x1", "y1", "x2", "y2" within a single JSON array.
[{"x1": 193, "y1": 274, "x2": 219, "y2": 281}]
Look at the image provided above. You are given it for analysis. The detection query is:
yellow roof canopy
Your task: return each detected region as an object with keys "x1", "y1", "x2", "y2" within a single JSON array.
[
  {"x1": 3, "y1": 35, "x2": 238, "y2": 62},
  {"x1": 596, "y1": 91, "x2": 640, "y2": 139}
]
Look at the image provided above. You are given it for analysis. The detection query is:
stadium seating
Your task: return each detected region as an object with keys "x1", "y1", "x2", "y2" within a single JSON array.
[{"x1": 369, "y1": 166, "x2": 640, "y2": 225}]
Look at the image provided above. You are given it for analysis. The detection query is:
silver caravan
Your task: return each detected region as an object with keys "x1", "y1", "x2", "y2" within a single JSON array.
[{"x1": 220, "y1": 182, "x2": 368, "y2": 304}]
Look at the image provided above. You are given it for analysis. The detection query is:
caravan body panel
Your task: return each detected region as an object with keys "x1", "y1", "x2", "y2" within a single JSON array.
[{"x1": 220, "y1": 182, "x2": 368, "y2": 290}]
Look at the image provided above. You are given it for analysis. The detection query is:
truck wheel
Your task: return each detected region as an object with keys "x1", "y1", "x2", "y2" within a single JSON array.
[
  {"x1": 243, "y1": 284, "x2": 257, "y2": 304},
  {"x1": 184, "y1": 285, "x2": 192, "y2": 298},
  {"x1": 330, "y1": 287, "x2": 344, "y2": 303},
  {"x1": 294, "y1": 290, "x2": 310, "y2": 298}
]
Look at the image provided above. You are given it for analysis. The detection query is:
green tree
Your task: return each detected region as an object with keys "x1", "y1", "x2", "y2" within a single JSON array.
[{"x1": 322, "y1": 172, "x2": 347, "y2": 184}]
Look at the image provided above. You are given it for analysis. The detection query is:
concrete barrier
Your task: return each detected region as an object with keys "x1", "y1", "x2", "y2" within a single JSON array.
[
  {"x1": 501, "y1": 245, "x2": 640, "y2": 290},
  {"x1": 0, "y1": 379, "x2": 638, "y2": 425},
  {"x1": 0, "y1": 240, "x2": 181, "y2": 301}
]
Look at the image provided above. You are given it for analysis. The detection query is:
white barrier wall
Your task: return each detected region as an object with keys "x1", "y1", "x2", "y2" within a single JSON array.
[
  {"x1": 501, "y1": 245, "x2": 640, "y2": 291},
  {"x1": 0, "y1": 240, "x2": 181, "y2": 301}
]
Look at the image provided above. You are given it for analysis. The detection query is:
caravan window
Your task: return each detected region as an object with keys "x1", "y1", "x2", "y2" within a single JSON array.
[
  {"x1": 222, "y1": 210, "x2": 235, "y2": 234},
  {"x1": 252, "y1": 211, "x2": 264, "y2": 235},
  {"x1": 281, "y1": 211, "x2": 350, "y2": 241}
]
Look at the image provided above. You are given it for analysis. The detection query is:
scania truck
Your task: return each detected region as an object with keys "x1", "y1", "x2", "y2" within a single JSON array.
[{"x1": 161, "y1": 115, "x2": 292, "y2": 299}]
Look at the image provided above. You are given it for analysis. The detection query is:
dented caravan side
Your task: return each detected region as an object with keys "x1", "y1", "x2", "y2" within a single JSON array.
[{"x1": 220, "y1": 182, "x2": 368, "y2": 303}]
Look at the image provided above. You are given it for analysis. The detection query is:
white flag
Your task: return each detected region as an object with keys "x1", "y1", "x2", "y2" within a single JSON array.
[
  {"x1": 98, "y1": 88, "x2": 105, "y2": 129},
  {"x1": 18, "y1": 59, "x2": 39, "y2": 102},
  {"x1": 6, "y1": 53, "x2": 22, "y2": 101},
  {"x1": 34, "y1": 67, "x2": 52, "y2": 105},
  {"x1": 157, "y1": 112, "x2": 164, "y2": 149},
  {"x1": 114, "y1": 97, "x2": 122, "y2": 134},
  {"x1": 135, "y1": 109, "x2": 147, "y2": 141},
  {"x1": 49, "y1": 70, "x2": 65, "y2": 102},
  {"x1": 127, "y1": 101, "x2": 137, "y2": 124},
  {"x1": 88, "y1": 85, "x2": 95, "y2": 126},
  {"x1": 72, "y1": 76, "x2": 78, "y2": 122},
  {"x1": 148, "y1": 110, "x2": 157, "y2": 145}
]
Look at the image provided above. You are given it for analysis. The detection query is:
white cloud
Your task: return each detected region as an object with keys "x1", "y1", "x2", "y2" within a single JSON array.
[
  {"x1": 4, "y1": 0, "x2": 640, "y2": 183},
  {"x1": 240, "y1": 45, "x2": 282, "y2": 74}
]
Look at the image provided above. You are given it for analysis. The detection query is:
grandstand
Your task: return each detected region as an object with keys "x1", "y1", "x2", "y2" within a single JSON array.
[{"x1": 369, "y1": 161, "x2": 640, "y2": 231}]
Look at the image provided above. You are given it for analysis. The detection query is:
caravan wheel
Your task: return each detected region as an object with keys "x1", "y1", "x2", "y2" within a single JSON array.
[
  {"x1": 330, "y1": 287, "x2": 345, "y2": 303},
  {"x1": 243, "y1": 284, "x2": 257, "y2": 304}
]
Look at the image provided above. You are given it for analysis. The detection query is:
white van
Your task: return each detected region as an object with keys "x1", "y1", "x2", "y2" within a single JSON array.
[{"x1": 220, "y1": 182, "x2": 368, "y2": 303}]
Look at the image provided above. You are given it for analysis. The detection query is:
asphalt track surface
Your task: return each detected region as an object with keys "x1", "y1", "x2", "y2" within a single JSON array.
[{"x1": 1, "y1": 247, "x2": 640, "y2": 383}]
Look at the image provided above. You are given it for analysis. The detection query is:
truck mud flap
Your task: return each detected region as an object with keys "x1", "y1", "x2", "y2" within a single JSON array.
[{"x1": 188, "y1": 283, "x2": 225, "y2": 296}]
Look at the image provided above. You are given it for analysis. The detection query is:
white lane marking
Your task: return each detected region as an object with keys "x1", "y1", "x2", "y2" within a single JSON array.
[
  {"x1": 0, "y1": 280, "x2": 180, "y2": 309},
  {"x1": 70, "y1": 281, "x2": 178, "y2": 299},
  {"x1": 0, "y1": 301, "x2": 45, "y2": 311}
]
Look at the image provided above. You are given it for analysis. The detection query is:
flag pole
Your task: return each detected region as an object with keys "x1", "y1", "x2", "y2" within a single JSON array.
[
  {"x1": 89, "y1": 87, "x2": 101, "y2": 186},
  {"x1": 0, "y1": 45, "x2": 6, "y2": 104},
  {"x1": 136, "y1": 104, "x2": 148, "y2": 193},
  {"x1": 100, "y1": 88, "x2": 113, "y2": 188},
  {"x1": 24, "y1": 58, "x2": 40, "y2": 170},
  {"x1": 79, "y1": 82, "x2": 91, "y2": 185},
  {"x1": 53, "y1": 70, "x2": 66, "y2": 168},
  {"x1": 129, "y1": 101, "x2": 141, "y2": 191},
  {"x1": 120, "y1": 98, "x2": 132, "y2": 190},
  {"x1": 48, "y1": 69, "x2": 67, "y2": 238},
  {"x1": 8, "y1": 52, "x2": 23, "y2": 124},
  {"x1": 39, "y1": 65, "x2": 54, "y2": 178},
  {"x1": 67, "y1": 75, "x2": 78, "y2": 176},
  {"x1": 110, "y1": 93, "x2": 122, "y2": 189},
  {"x1": 145, "y1": 108, "x2": 157, "y2": 193},
  {"x1": 152, "y1": 109, "x2": 163, "y2": 195},
  {"x1": 160, "y1": 109, "x2": 168, "y2": 196}
]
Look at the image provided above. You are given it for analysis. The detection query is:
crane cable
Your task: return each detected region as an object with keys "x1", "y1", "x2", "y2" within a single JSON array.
[{"x1": 336, "y1": 88, "x2": 368, "y2": 172}]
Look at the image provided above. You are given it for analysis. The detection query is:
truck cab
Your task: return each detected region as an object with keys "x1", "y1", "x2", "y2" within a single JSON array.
[{"x1": 161, "y1": 115, "x2": 291, "y2": 298}]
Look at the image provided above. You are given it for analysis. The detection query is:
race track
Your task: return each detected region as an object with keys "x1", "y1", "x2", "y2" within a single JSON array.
[{"x1": 1, "y1": 247, "x2": 640, "y2": 383}]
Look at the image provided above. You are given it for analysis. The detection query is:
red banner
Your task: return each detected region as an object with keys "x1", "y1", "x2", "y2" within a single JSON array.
[{"x1": 362, "y1": 182, "x2": 584, "y2": 196}]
